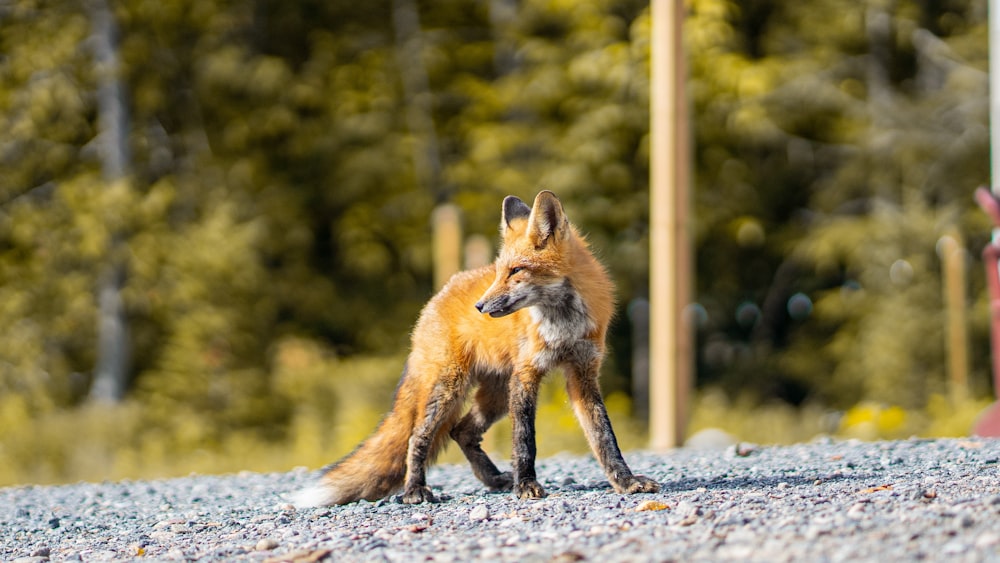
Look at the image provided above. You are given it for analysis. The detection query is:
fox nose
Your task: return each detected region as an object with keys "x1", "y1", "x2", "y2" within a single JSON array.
[{"x1": 474, "y1": 301, "x2": 485, "y2": 313}]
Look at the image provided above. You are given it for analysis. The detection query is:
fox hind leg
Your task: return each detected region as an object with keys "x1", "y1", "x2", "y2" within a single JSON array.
[
  {"x1": 402, "y1": 375, "x2": 467, "y2": 504},
  {"x1": 450, "y1": 378, "x2": 513, "y2": 491}
]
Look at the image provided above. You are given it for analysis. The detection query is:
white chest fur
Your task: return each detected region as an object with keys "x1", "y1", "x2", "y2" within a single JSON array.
[{"x1": 527, "y1": 283, "x2": 598, "y2": 371}]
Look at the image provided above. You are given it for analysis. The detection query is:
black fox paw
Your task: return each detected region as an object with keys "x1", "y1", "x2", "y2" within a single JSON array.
[
  {"x1": 514, "y1": 480, "x2": 547, "y2": 499},
  {"x1": 613, "y1": 474, "x2": 660, "y2": 494},
  {"x1": 401, "y1": 485, "x2": 437, "y2": 504},
  {"x1": 486, "y1": 471, "x2": 514, "y2": 492}
]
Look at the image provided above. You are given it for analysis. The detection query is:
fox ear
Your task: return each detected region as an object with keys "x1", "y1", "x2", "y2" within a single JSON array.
[
  {"x1": 501, "y1": 196, "x2": 531, "y2": 231},
  {"x1": 528, "y1": 190, "x2": 567, "y2": 247}
]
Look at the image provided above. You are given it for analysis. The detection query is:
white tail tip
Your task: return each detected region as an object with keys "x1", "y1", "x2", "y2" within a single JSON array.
[{"x1": 290, "y1": 485, "x2": 337, "y2": 508}]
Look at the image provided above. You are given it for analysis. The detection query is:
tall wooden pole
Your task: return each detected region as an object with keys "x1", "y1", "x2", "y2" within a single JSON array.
[
  {"x1": 432, "y1": 204, "x2": 462, "y2": 290},
  {"x1": 938, "y1": 232, "x2": 969, "y2": 404},
  {"x1": 649, "y1": 0, "x2": 692, "y2": 449}
]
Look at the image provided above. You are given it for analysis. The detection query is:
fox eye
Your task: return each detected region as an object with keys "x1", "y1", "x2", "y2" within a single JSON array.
[{"x1": 508, "y1": 266, "x2": 525, "y2": 277}]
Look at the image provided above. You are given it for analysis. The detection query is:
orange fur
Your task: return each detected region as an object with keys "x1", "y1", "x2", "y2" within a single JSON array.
[{"x1": 293, "y1": 191, "x2": 658, "y2": 507}]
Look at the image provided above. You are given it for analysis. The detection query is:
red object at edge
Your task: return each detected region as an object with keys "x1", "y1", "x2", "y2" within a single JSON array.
[{"x1": 973, "y1": 188, "x2": 1000, "y2": 436}]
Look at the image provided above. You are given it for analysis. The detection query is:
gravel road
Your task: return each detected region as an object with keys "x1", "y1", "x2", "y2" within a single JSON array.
[{"x1": 3, "y1": 437, "x2": 1000, "y2": 562}]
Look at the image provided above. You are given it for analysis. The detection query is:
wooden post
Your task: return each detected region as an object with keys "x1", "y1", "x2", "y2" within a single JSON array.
[
  {"x1": 464, "y1": 234, "x2": 492, "y2": 270},
  {"x1": 939, "y1": 232, "x2": 970, "y2": 404},
  {"x1": 432, "y1": 204, "x2": 462, "y2": 290},
  {"x1": 649, "y1": 0, "x2": 692, "y2": 449}
]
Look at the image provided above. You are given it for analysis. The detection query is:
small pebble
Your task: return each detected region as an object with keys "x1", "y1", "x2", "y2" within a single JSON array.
[
  {"x1": 955, "y1": 513, "x2": 975, "y2": 529},
  {"x1": 976, "y1": 532, "x2": 1000, "y2": 547},
  {"x1": 847, "y1": 503, "x2": 866, "y2": 520},
  {"x1": 255, "y1": 538, "x2": 279, "y2": 551},
  {"x1": 635, "y1": 500, "x2": 669, "y2": 512},
  {"x1": 469, "y1": 505, "x2": 489, "y2": 522}
]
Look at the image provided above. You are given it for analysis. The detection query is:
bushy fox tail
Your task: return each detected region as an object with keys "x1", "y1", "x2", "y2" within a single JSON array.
[
  {"x1": 291, "y1": 362, "x2": 459, "y2": 507},
  {"x1": 292, "y1": 417, "x2": 409, "y2": 506},
  {"x1": 292, "y1": 406, "x2": 414, "y2": 507}
]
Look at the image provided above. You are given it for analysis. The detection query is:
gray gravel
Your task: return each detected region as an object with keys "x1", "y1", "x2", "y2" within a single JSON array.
[{"x1": 3, "y1": 437, "x2": 1000, "y2": 562}]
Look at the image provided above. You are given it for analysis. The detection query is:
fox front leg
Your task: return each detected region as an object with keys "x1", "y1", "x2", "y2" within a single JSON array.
[
  {"x1": 508, "y1": 373, "x2": 546, "y2": 499},
  {"x1": 565, "y1": 364, "x2": 660, "y2": 495}
]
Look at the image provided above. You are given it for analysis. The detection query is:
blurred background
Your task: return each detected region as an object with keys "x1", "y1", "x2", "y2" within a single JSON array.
[{"x1": 0, "y1": 0, "x2": 994, "y2": 486}]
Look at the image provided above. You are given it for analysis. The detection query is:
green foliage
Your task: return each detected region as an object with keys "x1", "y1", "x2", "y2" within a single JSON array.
[
  {"x1": 0, "y1": 0, "x2": 996, "y2": 485},
  {"x1": 688, "y1": 0, "x2": 992, "y2": 413},
  {"x1": 687, "y1": 388, "x2": 833, "y2": 444},
  {"x1": 687, "y1": 388, "x2": 994, "y2": 445}
]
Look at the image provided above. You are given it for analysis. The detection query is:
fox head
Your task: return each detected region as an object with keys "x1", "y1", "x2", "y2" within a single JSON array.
[{"x1": 474, "y1": 190, "x2": 573, "y2": 318}]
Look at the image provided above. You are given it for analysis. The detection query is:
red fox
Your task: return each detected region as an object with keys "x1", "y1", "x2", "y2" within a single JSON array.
[{"x1": 294, "y1": 190, "x2": 659, "y2": 506}]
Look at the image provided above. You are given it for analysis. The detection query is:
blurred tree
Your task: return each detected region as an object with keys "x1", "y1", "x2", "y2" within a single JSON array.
[
  {"x1": 0, "y1": 0, "x2": 994, "y2": 481},
  {"x1": 686, "y1": 0, "x2": 990, "y2": 408},
  {"x1": 88, "y1": 0, "x2": 132, "y2": 403},
  {"x1": 0, "y1": 1, "x2": 100, "y2": 416}
]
